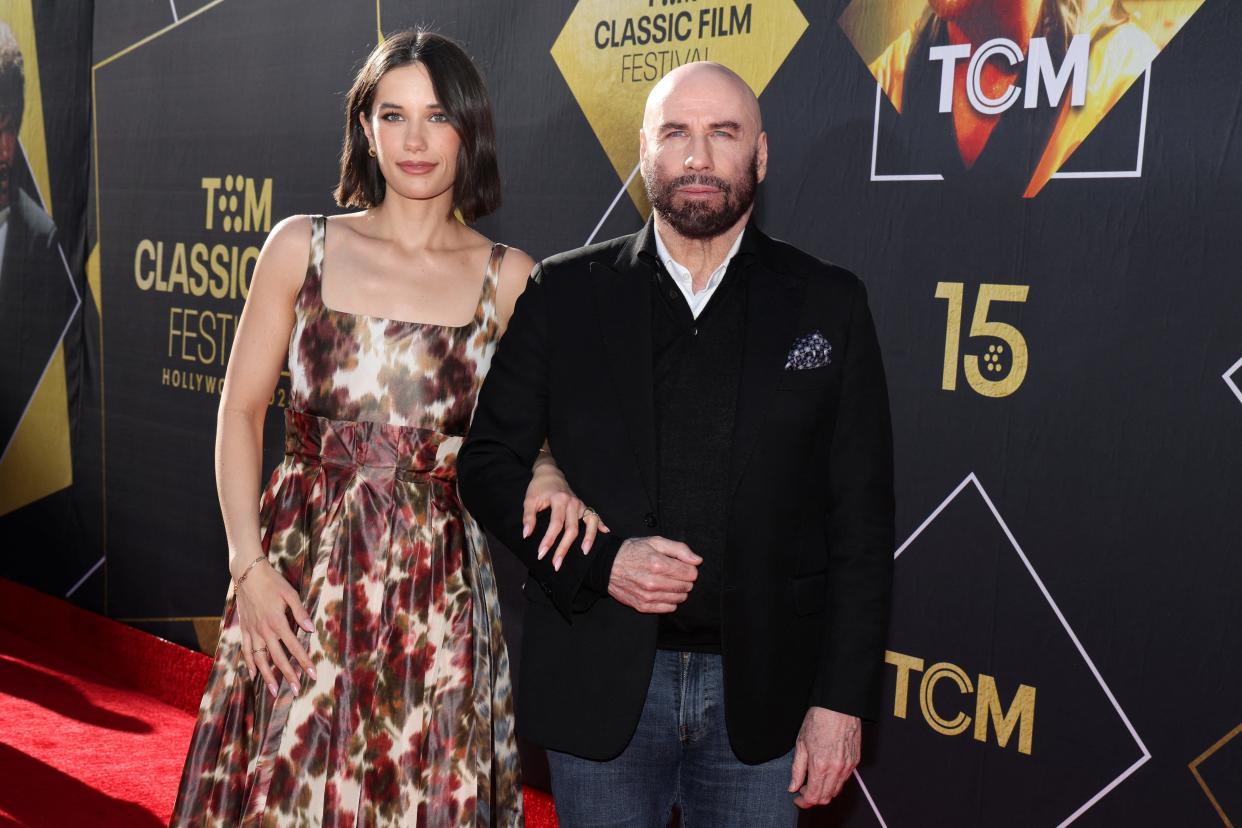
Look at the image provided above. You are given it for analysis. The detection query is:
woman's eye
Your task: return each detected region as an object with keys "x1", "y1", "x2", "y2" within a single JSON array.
[
  {"x1": 429, "y1": 113, "x2": 449, "y2": 123},
  {"x1": 382, "y1": 113, "x2": 403, "y2": 122}
]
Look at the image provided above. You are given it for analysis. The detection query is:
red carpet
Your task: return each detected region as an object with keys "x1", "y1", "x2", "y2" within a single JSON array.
[{"x1": 0, "y1": 578, "x2": 559, "y2": 826}]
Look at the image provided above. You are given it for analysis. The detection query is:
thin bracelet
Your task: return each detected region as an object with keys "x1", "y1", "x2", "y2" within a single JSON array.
[{"x1": 233, "y1": 554, "x2": 268, "y2": 587}]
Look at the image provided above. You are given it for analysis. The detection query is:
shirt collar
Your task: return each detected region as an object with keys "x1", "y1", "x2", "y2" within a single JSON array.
[
  {"x1": 0, "y1": 206, "x2": 9, "y2": 227},
  {"x1": 652, "y1": 222, "x2": 746, "y2": 295}
]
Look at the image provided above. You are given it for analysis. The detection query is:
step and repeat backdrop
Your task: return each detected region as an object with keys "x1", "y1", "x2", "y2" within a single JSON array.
[{"x1": 5, "y1": 0, "x2": 1242, "y2": 824}]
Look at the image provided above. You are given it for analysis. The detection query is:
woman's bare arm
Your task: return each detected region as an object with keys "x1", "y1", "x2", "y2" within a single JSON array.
[
  {"x1": 218, "y1": 215, "x2": 309, "y2": 577},
  {"x1": 216, "y1": 214, "x2": 316, "y2": 695},
  {"x1": 493, "y1": 245, "x2": 610, "y2": 568}
]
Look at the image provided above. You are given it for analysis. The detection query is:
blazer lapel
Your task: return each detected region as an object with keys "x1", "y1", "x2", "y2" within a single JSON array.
[
  {"x1": 591, "y1": 230, "x2": 657, "y2": 511},
  {"x1": 728, "y1": 234, "x2": 805, "y2": 496}
]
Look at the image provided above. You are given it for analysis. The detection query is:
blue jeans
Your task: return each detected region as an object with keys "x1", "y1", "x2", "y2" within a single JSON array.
[{"x1": 546, "y1": 650, "x2": 797, "y2": 827}]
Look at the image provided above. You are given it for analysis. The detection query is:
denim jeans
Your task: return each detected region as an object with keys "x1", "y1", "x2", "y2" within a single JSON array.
[{"x1": 546, "y1": 650, "x2": 797, "y2": 827}]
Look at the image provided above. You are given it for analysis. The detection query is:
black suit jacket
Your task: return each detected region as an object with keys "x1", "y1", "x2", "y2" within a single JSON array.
[
  {"x1": 458, "y1": 219, "x2": 894, "y2": 763},
  {"x1": 0, "y1": 189, "x2": 73, "y2": 446}
]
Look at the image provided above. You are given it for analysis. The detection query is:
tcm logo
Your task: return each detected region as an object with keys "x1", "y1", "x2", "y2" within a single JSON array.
[
  {"x1": 839, "y1": 0, "x2": 1208, "y2": 196},
  {"x1": 133, "y1": 173, "x2": 275, "y2": 390},
  {"x1": 201, "y1": 174, "x2": 271, "y2": 234},
  {"x1": 929, "y1": 34, "x2": 1087, "y2": 115},
  {"x1": 886, "y1": 649, "x2": 1036, "y2": 756}
]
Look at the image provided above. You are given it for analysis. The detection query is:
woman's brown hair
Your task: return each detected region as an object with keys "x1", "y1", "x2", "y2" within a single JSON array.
[{"x1": 334, "y1": 30, "x2": 500, "y2": 221}]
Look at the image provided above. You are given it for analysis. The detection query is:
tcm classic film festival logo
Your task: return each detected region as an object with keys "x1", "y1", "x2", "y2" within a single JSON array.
[
  {"x1": 552, "y1": 0, "x2": 808, "y2": 214},
  {"x1": 131, "y1": 174, "x2": 273, "y2": 399},
  {"x1": 839, "y1": 0, "x2": 1207, "y2": 197}
]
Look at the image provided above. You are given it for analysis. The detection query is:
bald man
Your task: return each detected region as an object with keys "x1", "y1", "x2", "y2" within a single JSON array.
[{"x1": 460, "y1": 62, "x2": 894, "y2": 825}]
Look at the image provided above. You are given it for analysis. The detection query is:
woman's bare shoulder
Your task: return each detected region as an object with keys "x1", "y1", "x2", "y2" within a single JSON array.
[
  {"x1": 497, "y1": 244, "x2": 536, "y2": 282},
  {"x1": 251, "y1": 215, "x2": 316, "y2": 298}
]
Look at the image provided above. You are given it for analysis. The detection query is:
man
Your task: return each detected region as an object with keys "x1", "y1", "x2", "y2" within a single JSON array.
[
  {"x1": 459, "y1": 62, "x2": 893, "y2": 825},
  {"x1": 0, "y1": 21, "x2": 72, "y2": 449},
  {"x1": 868, "y1": 0, "x2": 1156, "y2": 196}
]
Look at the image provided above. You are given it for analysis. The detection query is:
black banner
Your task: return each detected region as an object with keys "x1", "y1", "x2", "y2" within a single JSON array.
[{"x1": 10, "y1": 0, "x2": 1242, "y2": 823}]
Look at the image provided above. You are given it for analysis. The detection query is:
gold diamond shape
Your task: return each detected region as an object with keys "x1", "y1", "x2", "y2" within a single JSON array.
[
  {"x1": 1190, "y1": 722, "x2": 1242, "y2": 827},
  {"x1": 551, "y1": 0, "x2": 808, "y2": 216}
]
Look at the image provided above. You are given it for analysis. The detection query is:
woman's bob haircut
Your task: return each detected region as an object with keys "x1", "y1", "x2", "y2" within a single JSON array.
[{"x1": 334, "y1": 30, "x2": 500, "y2": 222}]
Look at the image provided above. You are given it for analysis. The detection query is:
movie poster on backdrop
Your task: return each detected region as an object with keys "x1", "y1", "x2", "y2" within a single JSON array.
[
  {"x1": 839, "y1": 0, "x2": 1207, "y2": 196},
  {"x1": 0, "y1": 0, "x2": 80, "y2": 519},
  {"x1": 92, "y1": 1, "x2": 375, "y2": 647}
]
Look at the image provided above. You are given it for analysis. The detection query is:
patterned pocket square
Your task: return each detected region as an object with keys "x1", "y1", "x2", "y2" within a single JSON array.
[{"x1": 785, "y1": 331, "x2": 832, "y2": 370}]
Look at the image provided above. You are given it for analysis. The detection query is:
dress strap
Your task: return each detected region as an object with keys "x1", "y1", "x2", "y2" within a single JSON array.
[
  {"x1": 295, "y1": 215, "x2": 328, "y2": 311},
  {"x1": 473, "y1": 243, "x2": 507, "y2": 327}
]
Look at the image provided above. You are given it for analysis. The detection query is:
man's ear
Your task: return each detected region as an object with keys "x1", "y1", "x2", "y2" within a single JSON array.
[
  {"x1": 639, "y1": 127, "x2": 648, "y2": 164},
  {"x1": 756, "y1": 131, "x2": 769, "y2": 184}
]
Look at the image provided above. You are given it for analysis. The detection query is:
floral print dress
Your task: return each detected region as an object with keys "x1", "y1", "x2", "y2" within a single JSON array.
[{"x1": 171, "y1": 215, "x2": 522, "y2": 827}]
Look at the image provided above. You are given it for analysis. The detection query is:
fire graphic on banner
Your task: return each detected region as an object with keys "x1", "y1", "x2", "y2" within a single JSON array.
[{"x1": 838, "y1": 0, "x2": 1208, "y2": 196}]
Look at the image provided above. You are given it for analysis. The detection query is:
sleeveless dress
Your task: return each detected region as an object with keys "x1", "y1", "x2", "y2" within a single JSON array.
[{"x1": 171, "y1": 215, "x2": 523, "y2": 827}]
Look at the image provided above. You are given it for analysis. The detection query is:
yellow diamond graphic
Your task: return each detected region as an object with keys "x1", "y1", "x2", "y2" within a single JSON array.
[
  {"x1": 838, "y1": 0, "x2": 1208, "y2": 197},
  {"x1": 552, "y1": 1, "x2": 808, "y2": 216}
]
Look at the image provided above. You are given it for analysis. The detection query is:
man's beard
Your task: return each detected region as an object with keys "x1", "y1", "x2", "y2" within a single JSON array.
[{"x1": 644, "y1": 152, "x2": 758, "y2": 240}]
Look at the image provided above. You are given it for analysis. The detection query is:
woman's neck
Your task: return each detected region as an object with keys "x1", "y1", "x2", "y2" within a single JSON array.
[{"x1": 366, "y1": 189, "x2": 463, "y2": 252}]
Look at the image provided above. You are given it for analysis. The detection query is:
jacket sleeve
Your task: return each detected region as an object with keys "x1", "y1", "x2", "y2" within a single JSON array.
[
  {"x1": 458, "y1": 265, "x2": 620, "y2": 621},
  {"x1": 811, "y1": 277, "x2": 896, "y2": 721}
]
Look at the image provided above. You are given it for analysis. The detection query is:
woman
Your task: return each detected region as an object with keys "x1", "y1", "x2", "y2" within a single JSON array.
[{"x1": 172, "y1": 30, "x2": 600, "y2": 827}]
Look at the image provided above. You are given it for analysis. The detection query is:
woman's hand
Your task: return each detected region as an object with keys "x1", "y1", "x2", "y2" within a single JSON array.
[
  {"x1": 522, "y1": 454, "x2": 610, "y2": 572},
  {"x1": 232, "y1": 556, "x2": 317, "y2": 697}
]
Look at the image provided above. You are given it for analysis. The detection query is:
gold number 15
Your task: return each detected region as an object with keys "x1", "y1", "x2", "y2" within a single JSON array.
[{"x1": 935, "y1": 282, "x2": 1030, "y2": 398}]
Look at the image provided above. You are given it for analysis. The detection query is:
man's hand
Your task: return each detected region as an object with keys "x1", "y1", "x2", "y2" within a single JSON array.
[
  {"x1": 607, "y1": 536, "x2": 701, "y2": 613},
  {"x1": 788, "y1": 706, "x2": 861, "y2": 808}
]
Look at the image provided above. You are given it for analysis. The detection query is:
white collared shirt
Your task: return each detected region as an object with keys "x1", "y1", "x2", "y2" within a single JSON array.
[
  {"x1": 0, "y1": 206, "x2": 9, "y2": 288},
  {"x1": 653, "y1": 224, "x2": 745, "y2": 319}
]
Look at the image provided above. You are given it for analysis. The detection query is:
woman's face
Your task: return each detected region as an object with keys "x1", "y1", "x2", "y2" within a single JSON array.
[{"x1": 360, "y1": 62, "x2": 461, "y2": 207}]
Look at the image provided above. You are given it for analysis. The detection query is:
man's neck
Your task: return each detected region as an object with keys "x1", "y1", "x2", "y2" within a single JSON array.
[
  {"x1": 947, "y1": 0, "x2": 1042, "y2": 50},
  {"x1": 653, "y1": 210, "x2": 750, "y2": 293}
]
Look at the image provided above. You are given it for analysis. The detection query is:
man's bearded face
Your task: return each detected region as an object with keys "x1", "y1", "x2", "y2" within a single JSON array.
[{"x1": 643, "y1": 150, "x2": 759, "y2": 240}]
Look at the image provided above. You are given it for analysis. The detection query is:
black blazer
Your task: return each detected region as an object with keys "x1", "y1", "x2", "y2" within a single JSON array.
[
  {"x1": 0, "y1": 189, "x2": 73, "y2": 445},
  {"x1": 458, "y1": 219, "x2": 894, "y2": 763}
]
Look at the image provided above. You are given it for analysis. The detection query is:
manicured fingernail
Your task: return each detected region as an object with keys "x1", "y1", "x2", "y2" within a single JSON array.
[
  {"x1": 292, "y1": 682, "x2": 301, "y2": 694},
  {"x1": 537, "y1": 546, "x2": 547, "y2": 559},
  {"x1": 553, "y1": 558, "x2": 562, "y2": 572},
  {"x1": 268, "y1": 683, "x2": 277, "y2": 697},
  {"x1": 582, "y1": 542, "x2": 592, "y2": 553},
  {"x1": 301, "y1": 620, "x2": 314, "y2": 632},
  {"x1": 522, "y1": 525, "x2": 532, "y2": 538},
  {"x1": 308, "y1": 666, "x2": 317, "y2": 680}
]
